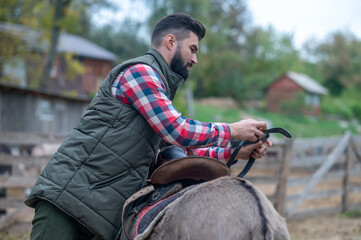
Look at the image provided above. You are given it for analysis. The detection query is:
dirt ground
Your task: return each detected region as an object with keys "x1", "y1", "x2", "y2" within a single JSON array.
[
  {"x1": 0, "y1": 211, "x2": 360, "y2": 240},
  {"x1": 236, "y1": 167, "x2": 361, "y2": 240},
  {"x1": 287, "y1": 213, "x2": 361, "y2": 240}
]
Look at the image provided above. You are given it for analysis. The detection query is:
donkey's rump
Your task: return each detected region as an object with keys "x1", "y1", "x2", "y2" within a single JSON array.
[{"x1": 146, "y1": 177, "x2": 290, "y2": 240}]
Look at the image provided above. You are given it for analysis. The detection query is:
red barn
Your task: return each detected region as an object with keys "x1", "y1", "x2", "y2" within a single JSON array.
[
  {"x1": 0, "y1": 22, "x2": 117, "y2": 97},
  {"x1": 267, "y1": 72, "x2": 328, "y2": 115},
  {"x1": 47, "y1": 33, "x2": 117, "y2": 96}
]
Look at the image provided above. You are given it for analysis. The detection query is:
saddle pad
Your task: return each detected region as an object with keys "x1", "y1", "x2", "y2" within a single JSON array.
[{"x1": 132, "y1": 186, "x2": 195, "y2": 239}]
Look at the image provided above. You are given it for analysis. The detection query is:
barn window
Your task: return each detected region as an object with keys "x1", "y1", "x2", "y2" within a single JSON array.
[
  {"x1": 2, "y1": 57, "x2": 27, "y2": 86},
  {"x1": 36, "y1": 99, "x2": 54, "y2": 121},
  {"x1": 305, "y1": 93, "x2": 320, "y2": 107}
]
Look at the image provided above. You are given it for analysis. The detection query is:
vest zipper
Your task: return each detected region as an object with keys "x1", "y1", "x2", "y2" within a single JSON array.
[{"x1": 89, "y1": 170, "x2": 130, "y2": 190}]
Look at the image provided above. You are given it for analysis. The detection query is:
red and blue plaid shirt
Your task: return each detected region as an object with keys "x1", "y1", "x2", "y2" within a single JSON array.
[{"x1": 111, "y1": 64, "x2": 231, "y2": 160}]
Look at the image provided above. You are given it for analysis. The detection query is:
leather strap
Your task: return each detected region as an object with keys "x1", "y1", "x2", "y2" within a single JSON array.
[
  {"x1": 121, "y1": 185, "x2": 155, "y2": 240},
  {"x1": 227, "y1": 127, "x2": 292, "y2": 178},
  {"x1": 227, "y1": 139, "x2": 255, "y2": 178},
  {"x1": 237, "y1": 157, "x2": 255, "y2": 178},
  {"x1": 227, "y1": 140, "x2": 246, "y2": 168}
]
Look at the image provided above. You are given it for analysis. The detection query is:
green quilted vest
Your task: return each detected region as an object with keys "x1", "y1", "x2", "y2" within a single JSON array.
[{"x1": 25, "y1": 49, "x2": 184, "y2": 240}]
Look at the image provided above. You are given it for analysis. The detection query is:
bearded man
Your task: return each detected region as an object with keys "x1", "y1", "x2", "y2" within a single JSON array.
[{"x1": 25, "y1": 12, "x2": 270, "y2": 240}]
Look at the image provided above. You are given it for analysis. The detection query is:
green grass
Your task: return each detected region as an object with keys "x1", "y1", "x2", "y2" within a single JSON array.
[
  {"x1": 193, "y1": 104, "x2": 240, "y2": 123},
  {"x1": 247, "y1": 109, "x2": 357, "y2": 138},
  {"x1": 340, "y1": 210, "x2": 361, "y2": 219},
  {"x1": 193, "y1": 102, "x2": 358, "y2": 138}
]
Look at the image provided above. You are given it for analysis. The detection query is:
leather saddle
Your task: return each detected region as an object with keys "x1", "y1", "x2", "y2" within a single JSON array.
[
  {"x1": 149, "y1": 145, "x2": 230, "y2": 185},
  {"x1": 119, "y1": 145, "x2": 229, "y2": 240}
]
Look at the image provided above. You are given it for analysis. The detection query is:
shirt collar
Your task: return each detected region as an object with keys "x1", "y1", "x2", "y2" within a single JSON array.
[{"x1": 146, "y1": 49, "x2": 184, "y2": 100}]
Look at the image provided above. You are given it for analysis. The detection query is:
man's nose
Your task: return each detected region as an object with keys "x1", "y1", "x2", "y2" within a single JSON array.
[{"x1": 190, "y1": 53, "x2": 197, "y2": 64}]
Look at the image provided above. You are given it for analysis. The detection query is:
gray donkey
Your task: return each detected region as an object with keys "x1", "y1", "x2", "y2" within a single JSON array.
[{"x1": 145, "y1": 176, "x2": 290, "y2": 240}]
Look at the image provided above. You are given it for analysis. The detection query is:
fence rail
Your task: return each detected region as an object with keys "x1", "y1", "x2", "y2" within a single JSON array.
[
  {"x1": 0, "y1": 132, "x2": 66, "y2": 145},
  {"x1": 0, "y1": 133, "x2": 64, "y2": 230},
  {"x1": 233, "y1": 131, "x2": 361, "y2": 219}
]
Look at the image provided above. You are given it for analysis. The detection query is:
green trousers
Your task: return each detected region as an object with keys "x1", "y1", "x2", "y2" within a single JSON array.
[{"x1": 30, "y1": 200, "x2": 95, "y2": 240}]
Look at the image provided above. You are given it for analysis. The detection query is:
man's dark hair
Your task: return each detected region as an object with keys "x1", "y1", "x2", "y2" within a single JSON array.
[{"x1": 151, "y1": 12, "x2": 206, "y2": 47}]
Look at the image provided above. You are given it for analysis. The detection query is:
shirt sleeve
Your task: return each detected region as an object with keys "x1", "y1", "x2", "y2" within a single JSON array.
[
  {"x1": 112, "y1": 64, "x2": 230, "y2": 148},
  {"x1": 192, "y1": 146, "x2": 232, "y2": 160}
]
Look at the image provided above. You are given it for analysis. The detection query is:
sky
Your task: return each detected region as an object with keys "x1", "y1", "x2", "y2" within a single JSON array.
[
  {"x1": 94, "y1": 0, "x2": 361, "y2": 49},
  {"x1": 247, "y1": 0, "x2": 361, "y2": 48}
]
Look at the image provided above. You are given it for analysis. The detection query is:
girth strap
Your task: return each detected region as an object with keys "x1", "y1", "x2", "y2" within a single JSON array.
[
  {"x1": 120, "y1": 185, "x2": 154, "y2": 240},
  {"x1": 119, "y1": 182, "x2": 183, "y2": 240}
]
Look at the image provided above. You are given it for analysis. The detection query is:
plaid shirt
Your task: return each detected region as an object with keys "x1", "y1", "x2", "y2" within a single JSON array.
[{"x1": 111, "y1": 64, "x2": 231, "y2": 160}]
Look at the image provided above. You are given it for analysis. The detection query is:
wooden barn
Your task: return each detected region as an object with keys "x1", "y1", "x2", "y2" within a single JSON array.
[
  {"x1": 0, "y1": 22, "x2": 117, "y2": 97},
  {"x1": 0, "y1": 83, "x2": 90, "y2": 135},
  {"x1": 266, "y1": 72, "x2": 328, "y2": 115}
]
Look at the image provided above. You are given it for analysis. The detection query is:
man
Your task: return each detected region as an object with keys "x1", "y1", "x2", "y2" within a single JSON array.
[{"x1": 26, "y1": 13, "x2": 270, "y2": 240}]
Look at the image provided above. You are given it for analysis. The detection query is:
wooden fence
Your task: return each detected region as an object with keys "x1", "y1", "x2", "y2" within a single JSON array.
[
  {"x1": 0, "y1": 131, "x2": 360, "y2": 231},
  {"x1": 286, "y1": 132, "x2": 361, "y2": 219},
  {"x1": 235, "y1": 131, "x2": 361, "y2": 219},
  {"x1": 0, "y1": 133, "x2": 65, "y2": 230}
]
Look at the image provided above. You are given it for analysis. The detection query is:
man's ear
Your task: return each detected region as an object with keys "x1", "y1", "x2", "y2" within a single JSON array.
[{"x1": 164, "y1": 34, "x2": 176, "y2": 49}]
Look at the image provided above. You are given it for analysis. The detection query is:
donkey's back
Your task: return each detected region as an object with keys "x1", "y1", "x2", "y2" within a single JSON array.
[{"x1": 146, "y1": 176, "x2": 290, "y2": 240}]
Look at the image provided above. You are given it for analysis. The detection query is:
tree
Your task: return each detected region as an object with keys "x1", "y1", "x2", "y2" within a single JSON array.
[
  {"x1": 307, "y1": 31, "x2": 361, "y2": 96},
  {"x1": 89, "y1": 18, "x2": 149, "y2": 60},
  {"x1": 240, "y1": 26, "x2": 301, "y2": 100},
  {"x1": 146, "y1": 0, "x2": 253, "y2": 102},
  {"x1": 142, "y1": 0, "x2": 304, "y2": 105},
  {"x1": 144, "y1": 0, "x2": 210, "y2": 116},
  {"x1": 192, "y1": 0, "x2": 251, "y2": 100},
  {"x1": 0, "y1": 0, "x2": 114, "y2": 89},
  {"x1": 41, "y1": 0, "x2": 72, "y2": 88},
  {"x1": 41, "y1": 0, "x2": 114, "y2": 88},
  {"x1": 0, "y1": 0, "x2": 39, "y2": 24}
]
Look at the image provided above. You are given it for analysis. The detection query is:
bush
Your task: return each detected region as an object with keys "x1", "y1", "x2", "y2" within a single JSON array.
[
  {"x1": 321, "y1": 96, "x2": 353, "y2": 120},
  {"x1": 351, "y1": 104, "x2": 361, "y2": 121},
  {"x1": 172, "y1": 85, "x2": 188, "y2": 116}
]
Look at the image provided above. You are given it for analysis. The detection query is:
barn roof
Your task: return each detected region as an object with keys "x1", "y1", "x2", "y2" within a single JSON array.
[
  {"x1": 58, "y1": 33, "x2": 117, "y2": 61},
  {"x1": 286, "y1": 71, "x2": 328, "y2": 95},
  {"x1": 0, "y1": 82, "x2": 91, "y2": 103},
  {"x1": 0, "y1": 22, "x2": 117, "y2": 61}
]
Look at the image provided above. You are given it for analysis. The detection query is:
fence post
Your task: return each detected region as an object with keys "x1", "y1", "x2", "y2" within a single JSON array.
[
  {"x1": 342, "y1": 143, "x2": 352, "y2": 213},
  {"x1": 287, "y1": 131, "x2": 351, "y2": 218},
  {"x1": 274, "y1": 138, "x2": 293, "y2": 216},
  {"x1": 186, "y1": 86, "x2": 194, "y2": 119},
  {"x1": 350, "y1": 137, "x2": 361, "y2": 162}
]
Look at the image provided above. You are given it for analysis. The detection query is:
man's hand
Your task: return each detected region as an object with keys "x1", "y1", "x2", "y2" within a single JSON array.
[
  {"x1": 228, "y1": 119, "x2": 267, "y2": 142},
  {"x1": 231, "y1": 139, "x2": 272, "y2": 160}
]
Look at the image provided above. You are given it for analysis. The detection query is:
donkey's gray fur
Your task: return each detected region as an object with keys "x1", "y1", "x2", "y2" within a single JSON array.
[{"x1": 146, "y1": 176, "x2": 290, "y2": 240}]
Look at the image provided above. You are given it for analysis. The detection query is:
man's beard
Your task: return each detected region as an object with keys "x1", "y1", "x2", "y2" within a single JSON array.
[{"x1": 170, "y1": 49, "x2": 192, "y2": 80}]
